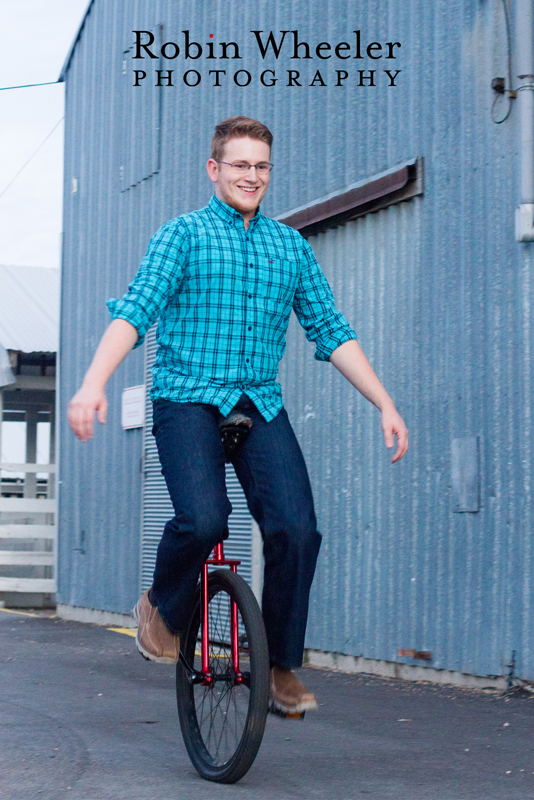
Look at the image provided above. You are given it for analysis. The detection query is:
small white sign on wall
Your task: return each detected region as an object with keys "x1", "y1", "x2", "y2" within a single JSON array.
[{"x1": 122, "y1": 385, "x2": 146, "y2": 429}]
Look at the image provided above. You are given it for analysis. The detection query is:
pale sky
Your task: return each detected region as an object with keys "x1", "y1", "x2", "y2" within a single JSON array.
[{"x1": 0, "y1": 0, "x2": 89, "y2": 268}]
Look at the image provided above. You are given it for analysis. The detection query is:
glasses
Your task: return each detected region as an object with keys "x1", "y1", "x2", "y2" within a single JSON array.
[{"x1": 216, "y1": 160, "x2": 274, "y2": 174}]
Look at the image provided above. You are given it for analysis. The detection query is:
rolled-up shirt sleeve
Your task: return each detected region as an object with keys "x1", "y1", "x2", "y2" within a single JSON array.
[
  {"x1": 107, "y1": 219, "x2": 189, "y2": 349},
  {"x1": 292, "y1": 237, "x2": 357, "y2": 362}
]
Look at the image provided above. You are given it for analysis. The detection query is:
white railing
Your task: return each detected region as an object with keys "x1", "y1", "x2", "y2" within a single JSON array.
[{"x1": 0, "y1": 463, "x2": 56, "y2": 594}]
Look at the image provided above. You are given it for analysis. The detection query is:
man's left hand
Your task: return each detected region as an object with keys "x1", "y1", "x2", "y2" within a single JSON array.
[{"x1": 381, "y1": 405, "x2": 408, "y2": 463}]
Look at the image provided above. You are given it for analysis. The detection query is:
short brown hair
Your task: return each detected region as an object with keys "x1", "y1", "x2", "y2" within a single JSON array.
[{"x1": 211, "y1": 116, "x2": 273, "y2": 161}]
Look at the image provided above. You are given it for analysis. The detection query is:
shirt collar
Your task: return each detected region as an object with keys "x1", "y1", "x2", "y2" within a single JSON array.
[{"x1": 209, "y1": 193, "x2": 262, "y2": 231}]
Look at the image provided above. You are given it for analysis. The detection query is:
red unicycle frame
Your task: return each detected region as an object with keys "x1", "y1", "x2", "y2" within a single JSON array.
[{"x1": 200, "y1": 542, "x2": 243, "y2": 686}]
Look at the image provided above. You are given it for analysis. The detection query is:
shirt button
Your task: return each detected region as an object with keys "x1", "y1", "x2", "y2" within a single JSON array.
[
  {"x1": 248, "y1": 294, "x2": 252, "y2": 298},
  {"x1": 246, "y1": 358, "x2": 250, "y2": 363},
  {"x1": 248, "y1": 326, "x2": 252, "y2": 331},
  {"x1": 249, "y1": 263, "x2": 253, "y2": 267}
]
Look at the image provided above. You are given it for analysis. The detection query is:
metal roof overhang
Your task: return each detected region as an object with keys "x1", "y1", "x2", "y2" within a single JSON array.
[{"x1": 276, "y1": 156, "x2": 424, "y2": 236}]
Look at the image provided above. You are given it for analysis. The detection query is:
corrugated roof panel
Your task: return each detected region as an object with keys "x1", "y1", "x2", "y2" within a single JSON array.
[{"x1": 0, "y1": 265, "x2": 59, "y2": 353}]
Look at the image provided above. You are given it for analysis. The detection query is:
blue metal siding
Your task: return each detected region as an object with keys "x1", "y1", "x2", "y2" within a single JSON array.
[{"x1": 59, "y1": 0, "x2": 534, "y2": 677}]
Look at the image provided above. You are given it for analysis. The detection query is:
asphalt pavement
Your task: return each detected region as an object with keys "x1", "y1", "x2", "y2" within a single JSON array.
[{"x1": 1, "y1": 608, "x2": 533, "y2": 800}]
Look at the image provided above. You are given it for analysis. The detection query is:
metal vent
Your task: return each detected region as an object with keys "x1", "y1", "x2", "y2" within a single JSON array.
[{"x1": 140, "y1": 327, "x2": 255, "y2": 593}]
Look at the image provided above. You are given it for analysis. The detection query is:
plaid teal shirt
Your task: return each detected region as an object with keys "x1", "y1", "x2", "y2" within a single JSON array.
[{"x1": 107, "y1": 194, "x2": 357, "y2": 422}]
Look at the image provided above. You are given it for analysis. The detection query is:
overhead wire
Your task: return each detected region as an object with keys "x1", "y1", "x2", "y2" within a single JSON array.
[
  {"x1": 0, "y1": 80, "x2": 60, "y2": 91},
  {"x1": 0, "y1": 117, "x2": 64, "y2": 201}
]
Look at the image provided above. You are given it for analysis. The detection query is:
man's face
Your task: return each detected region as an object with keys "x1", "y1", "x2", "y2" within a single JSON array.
[{"x1": 207, "y1": 137, "x2": 271, "y2": 221}]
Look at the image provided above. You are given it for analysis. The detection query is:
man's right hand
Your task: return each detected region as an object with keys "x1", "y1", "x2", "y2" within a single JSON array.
[
  {"x1": 66, "y1": 318, "x2": 139, "y2": 442},
  {"x1": 68, "y1": 384, "x2": 108, "y2": 442}
]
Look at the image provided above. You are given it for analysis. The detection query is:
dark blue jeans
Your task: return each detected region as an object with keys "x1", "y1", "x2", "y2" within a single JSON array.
[{"x1": 150, "y1": 393, "x2": 322, "y2": 669}]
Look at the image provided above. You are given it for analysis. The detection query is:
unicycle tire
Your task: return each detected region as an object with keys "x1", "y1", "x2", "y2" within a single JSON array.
[{"x1": 176, "y1": 568, "x2": 270, "y2": 783}]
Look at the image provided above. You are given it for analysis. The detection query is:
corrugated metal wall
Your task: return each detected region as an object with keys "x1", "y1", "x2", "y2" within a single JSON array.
[{"x1": 59, "y1": 0, "x2": 534, "y2": 677}]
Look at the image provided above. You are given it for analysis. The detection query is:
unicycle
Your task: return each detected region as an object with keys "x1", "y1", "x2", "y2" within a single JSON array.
[{"x1": 175, "y1": 411, "x2": 270, "y2": 783}]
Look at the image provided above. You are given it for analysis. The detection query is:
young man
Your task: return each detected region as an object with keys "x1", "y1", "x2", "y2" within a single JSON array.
[{"x1": 68, "y1": 116, "x2": 408, "y2": 714}]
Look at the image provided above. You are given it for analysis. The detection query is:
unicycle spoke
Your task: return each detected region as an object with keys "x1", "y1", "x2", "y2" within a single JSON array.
[{"x1": 176, "y1": 569, "x2": 269, "y2": 783}]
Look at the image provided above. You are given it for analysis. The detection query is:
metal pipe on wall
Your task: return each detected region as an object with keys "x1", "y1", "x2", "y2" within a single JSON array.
[{"x1": 515, "y1": 0, "x2": 534, "y2": 241}]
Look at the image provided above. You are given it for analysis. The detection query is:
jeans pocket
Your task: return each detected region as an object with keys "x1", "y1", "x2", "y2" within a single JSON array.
[{"x1": 152, "y1": 399, "x2": 167, "y2": 436}]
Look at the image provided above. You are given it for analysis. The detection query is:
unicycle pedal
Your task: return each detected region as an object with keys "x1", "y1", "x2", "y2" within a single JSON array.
[{"x1": 268, "y1": 700, "x2": 306, "y2": 720}]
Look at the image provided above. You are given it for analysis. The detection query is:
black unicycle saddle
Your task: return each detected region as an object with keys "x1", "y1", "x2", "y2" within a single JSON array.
[{"x1": 218, "y1": 412, "x2": 253, "y2": 461}]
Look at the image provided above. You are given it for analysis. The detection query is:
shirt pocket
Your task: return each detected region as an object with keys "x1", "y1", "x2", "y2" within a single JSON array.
[{"x1": 255, "y1": 255, "x2": 299, "y2": 308}]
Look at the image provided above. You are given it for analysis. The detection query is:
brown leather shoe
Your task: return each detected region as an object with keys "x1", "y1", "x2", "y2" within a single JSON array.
[
  {"x1": 270, "y1": 666, "x2": 319, "y2": 713},
  {"x1": 133, "y1": 589, "x2": 180, "y2": 664}
]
